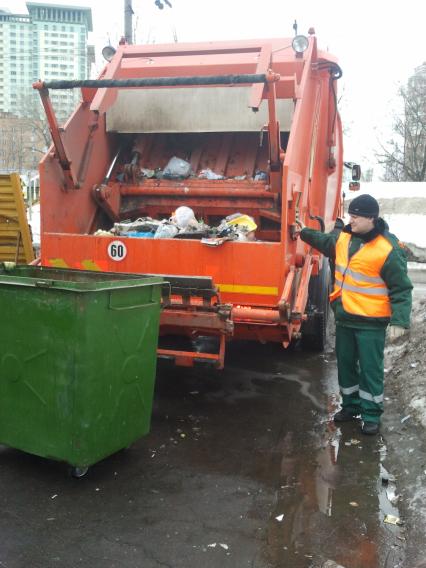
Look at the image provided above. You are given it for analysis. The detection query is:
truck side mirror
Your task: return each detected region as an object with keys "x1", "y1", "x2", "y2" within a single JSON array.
[{"x1": 351, "y1": 164, "x2": 361, "y2": 181}]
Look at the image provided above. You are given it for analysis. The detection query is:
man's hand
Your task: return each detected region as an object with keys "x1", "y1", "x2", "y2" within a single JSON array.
[
  {"x1": 290, "y1": 219, "x2": 305, "y2": 240},
  {"x1": 388, "y1": 325, "x2": 407, "y2": 341}
]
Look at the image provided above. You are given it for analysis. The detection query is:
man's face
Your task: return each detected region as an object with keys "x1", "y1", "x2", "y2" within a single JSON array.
[{"x1": 349, "y1": 215, "x2": 375, "y2": 234}]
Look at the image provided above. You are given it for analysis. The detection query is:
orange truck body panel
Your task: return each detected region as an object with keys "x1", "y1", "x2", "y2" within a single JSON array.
[{"x1": 36, "y1": 36, "x2": 343, "y2": 367}]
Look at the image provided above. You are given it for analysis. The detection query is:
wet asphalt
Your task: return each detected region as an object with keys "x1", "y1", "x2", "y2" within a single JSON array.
[{"x1": 0, "y1": 341, "x2": 407, "y2": 568}]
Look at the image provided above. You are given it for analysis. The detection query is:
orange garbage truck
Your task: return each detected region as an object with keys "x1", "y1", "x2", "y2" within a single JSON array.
[{"x1": 33, "y1": 32, "x2": 348, "y2": 369}]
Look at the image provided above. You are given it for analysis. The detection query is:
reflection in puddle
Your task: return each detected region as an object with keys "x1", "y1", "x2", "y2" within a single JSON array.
[
  {"x1": 266, "y1": 386, "x2": 405, "y2": 568},
  {"x1": 315, "y1": 427, "x2": 341, "y2": 517}
]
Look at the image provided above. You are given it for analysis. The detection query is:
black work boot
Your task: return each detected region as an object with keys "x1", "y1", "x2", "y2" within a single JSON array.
[
  {"x1": 361, "y1": 421, "x2": 380, "y2": 435},
  {"x1": 333, "y1": 409, "x2": 358, "y2": 423}
]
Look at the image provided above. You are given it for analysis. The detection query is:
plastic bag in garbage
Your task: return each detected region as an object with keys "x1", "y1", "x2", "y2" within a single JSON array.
[
  {"x1": 225, "y1": 213, "x2": 257, "y2": 232},
  {"x1": 154, "y1": 222, "x2": 179, "y2": 239},
  {"x1": 113, "y1": 217, "x2": 160, "y2": 235},
  {"x1": 163, "y1": 156, "x2": 192, "y2": 179},
  {"x1": 170, "y1": 206, "x2": 199, "y2": 230},
  {"x1": 198, "y1": 168, "x2": 224, "y2": 180},
  {"x1": 254, "y1": 170, "x2": 268, "y2": 181}
]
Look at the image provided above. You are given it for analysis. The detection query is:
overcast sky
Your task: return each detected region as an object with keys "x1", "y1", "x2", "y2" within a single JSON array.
[{"x1": 3, "y1": 0, "x2": 426, "y2": 175}]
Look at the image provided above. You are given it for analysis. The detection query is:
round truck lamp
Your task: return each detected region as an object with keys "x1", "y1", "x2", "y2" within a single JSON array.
[
  {"x1": 102, "y1": 45, "x2": 116, "y2": 62},
  {"x1": 292, "y1": 35, "x2": 309, "y2": 54}
]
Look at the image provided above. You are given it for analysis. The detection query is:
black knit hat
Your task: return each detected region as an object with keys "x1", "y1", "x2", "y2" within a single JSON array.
[{"x1": 348, "y1": 194, "x2": 379, "y2": 218}]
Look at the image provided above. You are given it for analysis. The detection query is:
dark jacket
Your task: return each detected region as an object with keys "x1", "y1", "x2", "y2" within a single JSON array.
[{"x1": 300, "y1": 218, "x2": 413, "y2": 329}]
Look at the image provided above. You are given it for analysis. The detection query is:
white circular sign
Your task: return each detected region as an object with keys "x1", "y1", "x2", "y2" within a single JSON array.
[{"x1": 107, "y1": 240, "x2": 127, "y2": 262}]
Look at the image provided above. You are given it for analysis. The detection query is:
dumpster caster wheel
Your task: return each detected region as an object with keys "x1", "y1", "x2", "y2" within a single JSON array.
[{"x1": 70, "y1": 466, "x2": 89, "y2": 479}]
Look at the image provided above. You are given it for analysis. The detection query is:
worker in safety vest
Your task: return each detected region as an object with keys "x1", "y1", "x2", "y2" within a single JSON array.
[{"x1": 297, "y1": 194, "x2": 412, "y2": 435}]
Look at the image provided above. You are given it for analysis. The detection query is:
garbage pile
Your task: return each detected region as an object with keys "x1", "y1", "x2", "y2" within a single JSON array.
[
  {"x1": 120, "y1": 156, "x2": 268, "y2": 183},
  {"x1": 94, "y1": 207, "x2": 258, "y2": 245}
]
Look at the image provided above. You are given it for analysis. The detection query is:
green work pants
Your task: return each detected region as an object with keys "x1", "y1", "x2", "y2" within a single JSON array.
[{"x1": 335, "y1": 325, "x2": 386, "y2": 423}]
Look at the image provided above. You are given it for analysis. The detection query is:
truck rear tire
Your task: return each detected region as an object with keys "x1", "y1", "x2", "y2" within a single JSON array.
[{"x1": 301, "y1": 263, "x2": 331, "y2": 352}]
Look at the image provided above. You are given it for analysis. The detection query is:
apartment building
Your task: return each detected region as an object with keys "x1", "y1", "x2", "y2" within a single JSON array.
[{"x1": 0, "y1": 2, "x2": 93, "y2": 120}]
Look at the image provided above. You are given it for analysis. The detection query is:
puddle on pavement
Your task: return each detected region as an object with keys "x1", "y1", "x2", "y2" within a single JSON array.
[
  {"x1": 260, "y1": 353, "x2": 406, "y2": 568},
  {"x1": 154, "y1": 343, "x2": 406, "y2": 568}
]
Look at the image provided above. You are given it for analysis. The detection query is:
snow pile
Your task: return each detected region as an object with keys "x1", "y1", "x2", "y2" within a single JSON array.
[
  {"x1": 384, "y1": 297, "x2": 426, "y2": 427},
  {"x1": 345, "y1": 182, "x2": 426, "y2": 248},
  {"x1": 352, "y1": 182, "x2": 426, "y2": 199}
]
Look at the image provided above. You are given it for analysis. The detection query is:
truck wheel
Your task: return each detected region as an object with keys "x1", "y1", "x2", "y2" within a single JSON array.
[{"x1": 301, "y1": 263, "x2": 331, "y2": 351}]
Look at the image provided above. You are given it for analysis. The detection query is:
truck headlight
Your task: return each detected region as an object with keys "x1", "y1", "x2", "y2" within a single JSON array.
[
  {"x1": 292, "y1": 35, "x2": 309, "y2": 54},
  {"x1": 102, "y1": 45, "x2": 116, "y2": 62}
]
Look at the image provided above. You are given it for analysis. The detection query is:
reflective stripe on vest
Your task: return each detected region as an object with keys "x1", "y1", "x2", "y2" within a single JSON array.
[{"x1": 330, "y1": 232, "x2": 392, "y2": 317}]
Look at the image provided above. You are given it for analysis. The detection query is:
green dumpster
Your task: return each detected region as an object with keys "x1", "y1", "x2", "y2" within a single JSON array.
[{"x1": 0, "y1": 265, "x2": 163, "y2": 476}]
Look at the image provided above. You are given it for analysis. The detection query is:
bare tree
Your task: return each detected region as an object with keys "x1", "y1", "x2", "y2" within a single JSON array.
[
  {"x1": 377, "y1": 71, "x2": 426, "y2": 181},
  {"x1": 18, "y1": 93, "x2": 52, "y2": 152},
  {"x1": 0, "y1": 94, "x2": 51, "y2": 174}
]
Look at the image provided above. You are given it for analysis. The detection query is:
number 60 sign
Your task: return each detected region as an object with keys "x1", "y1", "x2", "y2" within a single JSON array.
[{"x1": 107, "y1": 240, "x2": 127, "y2": 262}]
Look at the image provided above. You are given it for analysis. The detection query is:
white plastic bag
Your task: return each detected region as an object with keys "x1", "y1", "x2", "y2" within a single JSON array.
[
  {"x1": 199, "y1": 168, "x2": 224, "y2": 180},
  {"x1": 154, "y1": 222, "x2": 179, "y2": 239},
  {"x1": 171, "y1": 206, "x2": 197, "y2": 229},
  {"x1": 163, "y1": 156, "x2": 192, "y2": 178}
]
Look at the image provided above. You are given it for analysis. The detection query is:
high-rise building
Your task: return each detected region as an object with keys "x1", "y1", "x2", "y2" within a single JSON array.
[{"x1": 0, "y1": 2, "x2": 93, "y2": 120}]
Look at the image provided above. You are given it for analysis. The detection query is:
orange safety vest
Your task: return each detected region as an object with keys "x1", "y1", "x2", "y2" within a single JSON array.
[{"x1": 329, "y1": 232, "x2": 392, "y2": 318}]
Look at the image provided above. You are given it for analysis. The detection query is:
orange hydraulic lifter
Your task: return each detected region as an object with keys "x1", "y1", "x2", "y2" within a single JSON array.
[{"x1": 33, "y1": 33, "x2": 348, "y2": 369}]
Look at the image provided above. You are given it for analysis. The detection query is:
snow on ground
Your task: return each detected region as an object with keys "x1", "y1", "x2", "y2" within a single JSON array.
[{"x1": 385, "y1": 296, "x2": 426, "y2": 427}]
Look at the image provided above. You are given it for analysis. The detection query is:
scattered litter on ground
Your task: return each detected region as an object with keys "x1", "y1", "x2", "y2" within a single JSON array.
[
  {"x1": 401, "y1": 415, "x2": 411, "y2": 423},
  {"x1": 384, "y1": 514, "x2": 404, "y2": 526},
  {"x1": 206, "y1": 542, "x2": 230, "y2": 551},
  {"x1": 349, "y1": 501, "x2": 359, "y2": 507},
  {"x1": 344, "y1": 439, "x2": 361, "y2": 446},
  {"x1": 386, "y1": 485, "x2": 400, "y2": 505},
  {"x1": 322, "y1": 560, "x2": 347, "y2": 568},
  {"x1": 275, "y1": 514, "x2": 285, "y2": 522},
  {"x1": 51, "y1": 494, "x2": 58, "y2": 499}
]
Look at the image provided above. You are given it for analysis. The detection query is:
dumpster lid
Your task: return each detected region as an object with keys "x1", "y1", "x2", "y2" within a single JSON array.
[{"x1": 0, "y1": 265, "x2": 164, "y2": 292}]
